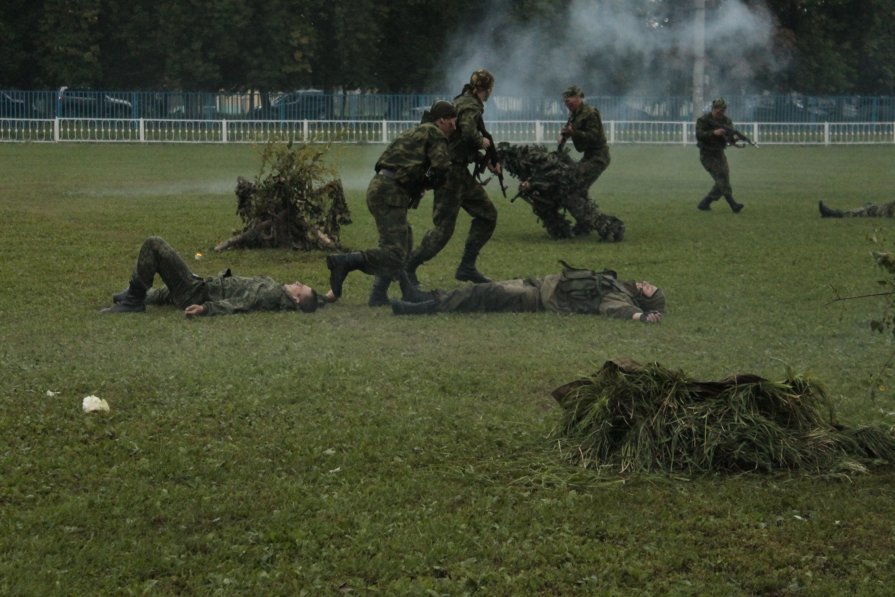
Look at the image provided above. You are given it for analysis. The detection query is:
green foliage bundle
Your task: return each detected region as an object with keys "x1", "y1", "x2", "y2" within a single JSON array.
[
  {"x1": 552, "y1": 359, "x2": 895, "y2": 476},
  {"x1": 215, "y1": 142, "x2": 351, "y2": 252}
]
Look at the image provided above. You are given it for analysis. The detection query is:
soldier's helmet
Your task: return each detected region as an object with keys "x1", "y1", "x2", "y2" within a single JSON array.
[
  {"x1": 470, "y1": 69, "x2": 495, "y2": 92},
  {"x1": 562, "y1": 85, "x2": 584, "y2": 99},
  {"x1": 711, "y1": 97, "x2": 727, "y2": 110}
]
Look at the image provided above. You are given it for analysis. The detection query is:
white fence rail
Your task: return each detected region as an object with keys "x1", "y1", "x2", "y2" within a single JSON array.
[{"x1": 1, "y1": 118, "x2": 894, "y2": 145}]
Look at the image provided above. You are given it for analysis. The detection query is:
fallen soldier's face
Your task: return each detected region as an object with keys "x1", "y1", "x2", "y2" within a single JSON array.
[{"x1": 636, "y1": 281, "x2": 657, "y2": 298}]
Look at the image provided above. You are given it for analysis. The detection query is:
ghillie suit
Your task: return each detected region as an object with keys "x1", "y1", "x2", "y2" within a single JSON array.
[
  {"x1": 215, "y1": 142, "x2": 351, "y2": 252},
  {"x1": 497, "y1": 142, "x2": 624, "y2": 241},
  {"x1": 552, "y1": 358, "x2": 895, "y2": 476}
]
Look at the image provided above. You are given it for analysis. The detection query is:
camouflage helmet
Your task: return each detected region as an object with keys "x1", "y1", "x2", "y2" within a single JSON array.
[
  {"x1": 562, "y1": 85, "x2": 584, "y2": 99},
  {"x1": 470, "y1": 69, "x2": 495, "y2": 91},
  {"x1": 711, "y1": 97, "x2": 727, "y2": 110}
]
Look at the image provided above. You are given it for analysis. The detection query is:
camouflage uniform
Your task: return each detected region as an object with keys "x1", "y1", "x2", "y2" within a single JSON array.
[
  {"x1": 130, "y1": 237, "x2": 300, "y2": 315},
  {"x1": 565, "y1": 102, "x2": 611, "y2": 197},
  {"x1": 498, "y1": 143, "x2": 624, "y2": 241},
  {"x1": 363, "y1": 122, "x2": 451, "y2": 277},
  {"x1": 695, "y1": 112, "x2": 733, "y2": 203},
  {"x1": 841, "y1": 202, "x2": 895, "y2": 217},
  {"x1": 431, "y1": 268, "x2": 665, "y2": 319},
  {"x1": 408, "y1": 90, "x2": 498, "y2": 273}
]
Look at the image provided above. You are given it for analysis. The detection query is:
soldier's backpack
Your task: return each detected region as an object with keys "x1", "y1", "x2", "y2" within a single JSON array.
[{"x1": 553, "y1": 260, "x2": 619, "y2": 314}]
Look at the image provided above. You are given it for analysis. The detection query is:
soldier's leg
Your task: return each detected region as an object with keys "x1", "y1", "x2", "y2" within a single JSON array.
[
  {"x1": 698, "y1": 152, "x2": 726, "y2": 210},
  {"x1": 715, "y1": 154, "x2": 742, "y2": 213},
  {"x1": 362, "y1": 197, "x2": 410, "y2": 279},
  {"x1": 456, "y1": 177, "x2": 498, "y2": 283},
  {"x1": 576, "y1": 151, "x2": 610, "y2": 197},
  {"x1": 845, "y1": 203, "x2": 895, "y2": 217},
  {"x1": 437, "y1": 279, "x2": 541, "y2": 313},
  {"x1": 406, "y1": 168, "x2": 464, "y2": 279}
]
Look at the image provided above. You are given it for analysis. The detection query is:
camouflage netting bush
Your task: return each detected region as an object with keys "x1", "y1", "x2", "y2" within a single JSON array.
[
  {"x1": 215, "y1": 142, "x2": 351, "y2": 252},
  {"x1": 551, "y1": 358, "x2": 895, "y2": 475}
]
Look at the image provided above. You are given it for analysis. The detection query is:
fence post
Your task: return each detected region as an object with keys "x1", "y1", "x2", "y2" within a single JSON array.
[
  {"x1": 53, "y1": 118, "x2": 59, "y2": 142},
  {"x1": 382, "y1": 120, "x2": 387, "y2": 144},
  {"x1": 609, "y1": 120, "x2": 616, "y2": 144},
  {"x1": 303, "y1": 120, "x2": 309, "y2": 143},
  {"x1": 682, "y1": 122, "x2": 688, "y2": 144},
  {"x1": 824, "y1": 122, "x2": 830, "y2": 146},
  {"x1": 535, "y1": 120, "x2": 542, "y2": 144},
  {"x1": 222, "y1": 119, "x2": 228, "y2": 143},
  {"x1": 752, "y1": 122, "x2": 758, "y2": 145},
  {"x1": 139, "y1": 118, "x2": 145, "y2": 142}
]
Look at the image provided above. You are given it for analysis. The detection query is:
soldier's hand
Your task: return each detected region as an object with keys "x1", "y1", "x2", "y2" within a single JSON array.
[
  {"x1": 184, "y1": 304, "x2": 206, "y2": 317},
  {"x1": 638, "y1": 311, "x2": 662, "y2": 323},
  {"x1": 487, "y1": 161, "x2": 502, "y2": 175},
  {"x1": 713, "y1": 128, "x2": 726, "y2": 137},
  {"x1": 481, "y1": 137, "x2": 491, "y2": 151}
]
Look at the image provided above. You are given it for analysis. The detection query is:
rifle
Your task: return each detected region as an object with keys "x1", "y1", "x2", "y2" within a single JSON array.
[
  {"x1": 705, "y1": 118, "x2": 758, "y2": 148},
  {"x1": 557, "y1": 113, "x2": 574, "y2": 150},
  {"x1": 473, "y1": 115, "x2": 508, "y2": 197}
]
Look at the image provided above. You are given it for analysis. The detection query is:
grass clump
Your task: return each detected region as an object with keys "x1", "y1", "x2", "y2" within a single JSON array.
[{"x1": 552, "y1": 358, "x2": 895, "y2": 475}]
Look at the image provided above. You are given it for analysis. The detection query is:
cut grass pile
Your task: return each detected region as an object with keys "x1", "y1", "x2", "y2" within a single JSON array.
[{"x1": 553, "y1": 358, "x2": 895, "y2": 475}]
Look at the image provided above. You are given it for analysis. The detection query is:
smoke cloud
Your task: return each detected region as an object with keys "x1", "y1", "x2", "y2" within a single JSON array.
[{"x1": 441, "y1": 0, "x2": 780, "y2": 102}]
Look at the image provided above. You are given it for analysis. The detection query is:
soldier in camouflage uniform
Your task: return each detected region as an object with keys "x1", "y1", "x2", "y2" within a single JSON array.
[
  {"x1": 695, "y1": 98, "x2": 744, "y2": 213},
  {"x1": 101, "y1": 236, "x2": 321, "y2": 316},
  {"x1": 390, "y1": 262, "x2": 665, "y2": 323},
  {"x1": 559, "y1": 85, "x2": 611, "y2": 226},
  {"x1": 405, "y1": 69, "x2": 500, "y2": 287},
  {"x1": 819, "y1": 200, "x2": 895, "y2": 218},
  {"x1": 498, "y1": 142, "x2": 624, "y2": 241},
  {"x1": 326, "y1": 100, "x2": 456, "y2": 303}
]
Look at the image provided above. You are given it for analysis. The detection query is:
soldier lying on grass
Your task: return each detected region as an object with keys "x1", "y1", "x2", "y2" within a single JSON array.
[
  {"x1": 390, "y1": 262, "x2": 665, "y2": 322},
  {"x1": 101, "y1": 236, "x2": 329, "y2": 316}
]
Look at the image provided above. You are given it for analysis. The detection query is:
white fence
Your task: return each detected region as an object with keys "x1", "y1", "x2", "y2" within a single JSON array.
[{"x1": 1, "y1": 118, "x2": 894, "y2": 145}]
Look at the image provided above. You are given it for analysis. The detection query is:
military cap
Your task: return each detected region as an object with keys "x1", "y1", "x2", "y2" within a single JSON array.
[
  {"x1": 562, "y1": 85, "x2": 584, "y2": 98},
  {"x1": 470, "y1": 69, "x2": 495, "y2": 91},
  {"x1": 429, "y1": 100, "x2": 457, "y2": 120},
  {"x1": 711, "y1": 97, "x2": 727, "y2": 109}
]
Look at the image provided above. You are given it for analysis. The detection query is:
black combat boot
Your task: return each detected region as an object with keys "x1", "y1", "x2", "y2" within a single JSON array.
[
  {"x1": 112, "y1": 285, "x2": 129, "y2": 304},
  {"x1": 391, "y1": 299, "x2": 438, "y2": 315},
  {"x1": 368, "y1": 276, "x2": 392, "y2": 307},
  {"x1": 404, "y1": 262, "x2": 422, "y2": 289},
  {"x1": 101, "y1": 278, "x2": 147, "y2": 314},
  {"x1": 697, "y1": 195, "x2": 714, "y2": 211},
  {"x1": 397, "y1": 271, "x2": 435, "y2": 303},
  {"x1": 455, "y1": 245, "x2": 491, "y2": 284},
  {"x1": 818, "y1": 201, "x2": 843, "y2": 218},
  {"x1": 724, "y1": 194, "x2": 744, "y2": 214},
  {"x1": 326, "y1": 252, "x2": 367, "y2": 298}
]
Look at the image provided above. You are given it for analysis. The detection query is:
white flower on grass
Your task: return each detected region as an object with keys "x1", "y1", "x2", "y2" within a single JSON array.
[
  {"x1": 82, "y1": 395, "x2": 110, "y2": 413},
  {"x1": 46, "y1": 390, "x2": 59, "y2": 397}
]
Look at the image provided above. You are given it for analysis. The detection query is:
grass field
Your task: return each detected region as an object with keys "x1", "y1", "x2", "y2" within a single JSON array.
[{"x1": 2, "y1": 141, "x2": 895, "y2": 595}]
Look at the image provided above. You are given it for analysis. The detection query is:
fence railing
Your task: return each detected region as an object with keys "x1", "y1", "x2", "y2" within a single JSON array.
[
  {"x1": 3, "y1": 90, "x2": 895, "y2": 123},
  {"x1": 1, "y1": 118, "x2": 894, "y2": 145}
]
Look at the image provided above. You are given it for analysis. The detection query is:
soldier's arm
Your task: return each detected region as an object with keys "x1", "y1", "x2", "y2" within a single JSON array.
[
  {"x1": 597, "y1": 293, "x2": 641, "y2": 320},
  {"x1": 457, "y1": 108, "x2": 484, "y2": 150},
  {"x1": 572, "y1": 111, "x2": 603, "y2": 146}
]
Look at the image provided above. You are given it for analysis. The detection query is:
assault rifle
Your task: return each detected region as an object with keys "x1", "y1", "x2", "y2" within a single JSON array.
[
  {"x1": 473, "y1": 115, "x2": 508, "y2": 197},
  {"x1": 557, "y1": 113, "x2": 574, "y2": 150},
  {"x1": 705, "y1": 118, "x2": 758, "y2": 148}
]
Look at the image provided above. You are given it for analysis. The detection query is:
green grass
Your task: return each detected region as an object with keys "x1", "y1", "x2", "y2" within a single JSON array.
[{"x1": 2, "y1": 142, "x2": 895, "y2": 595}]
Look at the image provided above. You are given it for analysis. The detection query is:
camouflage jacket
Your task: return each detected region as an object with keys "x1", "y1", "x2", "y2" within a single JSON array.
[
  {"x1": 449, "y1": 91, "x2": 486, "y2": 165},
  {"x1": 201, "y1": 275, "x2": 298, "y2": 316},
  {"x1": 375, "y1": 122, "x2": 451, "y2": 196},
  {"x1": 536, "y1": 271, "x2": 642, "y2": 319},
  {"x1": 695, "y1": 113, "x2": 732, "y2": 152},
  {"x1": 567, "y1": 103, "x2": 607, "y2": 156}
]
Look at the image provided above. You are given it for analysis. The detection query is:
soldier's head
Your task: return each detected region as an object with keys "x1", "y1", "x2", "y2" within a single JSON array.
[
  {"x1": 469, "y1": 69, "x2": 495, "y2": 100},
  {"x1": 634, "y1": 281, "x2": 666, "y2": 313},
  {"x1": 285, "y1": 281, "x2": 320, "y2": 313},
  {"x1": 428, "y1": 100, "x2": 458, "y2": 136},
  {"x1": 562, "y1": 85, "x2": 585, "y2": 111},
  {"x1": 711, "y1": 97, "x2": 727, "y2": 118}
]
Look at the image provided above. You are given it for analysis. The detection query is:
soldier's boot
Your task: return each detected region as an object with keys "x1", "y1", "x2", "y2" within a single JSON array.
[
  {"x1": 697, "y1": 195, "x2": 714, "y2": 211},
  {"x1": 397, "y1": 271, "x2": 435, "y2": 303},
  {"x1": 101, "y1": 278, "x2": 146, "y2": 314},
  {"x1": 326, "y1": 252, "x2": 367, "y2": 298},
  {"x1": 390, "y1": 299, "x2": 438, "y2": 316},
  {"x1": 724, "y1": 194, "x2": 744, "y2": 214},
  {"x1": 112, "y1": 286, "x2": 129, "y2": 304},
  {"x1": 455, "y1": 245, "x2": 491, "y2": 284},
  {"x1": 611, "y1": 220, "x2": 625, "y2": 242},
  {"x1": 818, "y1": 201, "x2": 843, "y2": 218},
  {"x1": 367, "y1": 276, "x2": 392, "y2": 307}
]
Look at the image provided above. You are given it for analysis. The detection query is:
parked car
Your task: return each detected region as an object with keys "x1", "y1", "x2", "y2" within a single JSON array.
[{"x1": 57, "y1": 87, "x2": 133, "y2": 118}]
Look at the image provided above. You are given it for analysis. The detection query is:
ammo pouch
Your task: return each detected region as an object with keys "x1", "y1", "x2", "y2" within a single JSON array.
[{"x1": 555, "y1": 260, "x2": 616, "y2": 314}]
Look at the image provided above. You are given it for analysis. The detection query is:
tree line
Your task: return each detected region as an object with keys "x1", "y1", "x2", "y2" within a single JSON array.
[{"x1": 1, "y1": 0, "x2": 892, "y2": 96}]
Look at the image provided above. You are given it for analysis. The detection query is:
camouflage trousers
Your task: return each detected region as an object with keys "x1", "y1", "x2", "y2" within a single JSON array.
[
  {"x1": 844, "y1": 201, "x2": 895, "y2": 217},
  {"x1": 437, "y1": 279, "x2": 542, "y2": 313},
  {"x1": 531, "y1": 193, "x2": 624, "y2": 242},
  {"x1": 362, "y1": 175, "x2": 414, "y2": 277},
  {"x1": 132, "y1": 236, "x2": 207, "y2": 308},
  {"x1": 409, "y1": 164, "x2": 497, "y2": 267},
  {"x1": 577, "y1": 146, "x2": 611, "y2": 196},
  {"x1": 699, "y1": 150, "x2": 732, "y2": 199}
]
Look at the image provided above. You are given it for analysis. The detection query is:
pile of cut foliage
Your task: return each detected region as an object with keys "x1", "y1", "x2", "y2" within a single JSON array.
[
  {"x1": 552, "y1": 358, "x2": 895, "y2": 475},
  {"x1": 215, "y1": 142, "x2": 351, "y2": 252}
]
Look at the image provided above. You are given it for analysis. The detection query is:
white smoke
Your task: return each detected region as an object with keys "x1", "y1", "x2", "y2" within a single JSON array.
[{"x1": 441, "y1": 0, "x2": 780, "y2": 101}]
